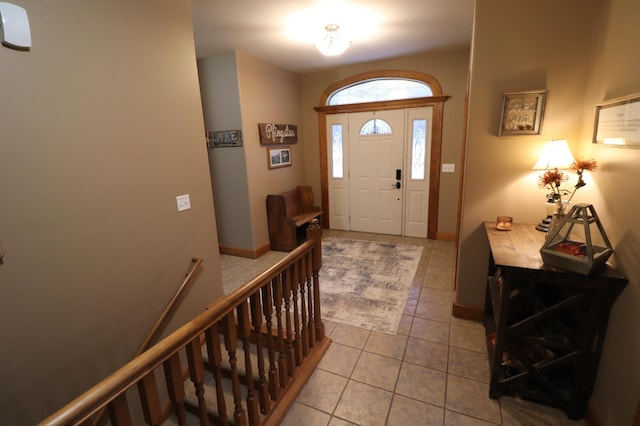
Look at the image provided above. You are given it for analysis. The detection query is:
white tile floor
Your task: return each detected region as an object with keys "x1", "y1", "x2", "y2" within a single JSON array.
[{"x1": 220, "y1": 230, "x2": 587, "y2": 426}]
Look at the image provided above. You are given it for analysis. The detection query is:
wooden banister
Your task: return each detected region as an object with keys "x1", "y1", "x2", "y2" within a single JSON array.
[{"x1": 40, "y1": 229, "x2": 330, "y2": 426}]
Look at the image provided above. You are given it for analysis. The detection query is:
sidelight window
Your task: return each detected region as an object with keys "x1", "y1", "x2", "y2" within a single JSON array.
[
  {"x1": 331, "y1": 124, "x2": 343, "y2": 178},
  {"x1": 411, "y1": 119, "x2": 427, "y2": 179}
]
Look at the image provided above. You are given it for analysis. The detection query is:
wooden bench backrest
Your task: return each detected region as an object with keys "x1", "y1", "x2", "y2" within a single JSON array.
[
  {"x1": 281, "y1": 189, "x2": 302, "y2": 218},
  {"x1": 297, "y1": 186, "x2": 315, "y2": 212}
]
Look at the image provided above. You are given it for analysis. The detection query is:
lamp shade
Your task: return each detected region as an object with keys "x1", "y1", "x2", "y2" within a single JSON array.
[
  {"x1": 315, "y1": 24, "x2": 351, "y2": 56},
  {"x1": 532, "y1": 139, "x2": 576, "y2": 170}
]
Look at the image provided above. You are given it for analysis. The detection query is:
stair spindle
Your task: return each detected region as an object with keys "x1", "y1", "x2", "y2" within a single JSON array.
[
  {"x1": 250, "y1": 292, "x2": 270, "y2": 413},
  {"x1": 185, "y1": 338, "x2": 210, "y2": 426},
  {"x1": 163, "y1": 353, "x2": 187, "y2": 426},
  {"x1": 298, "y1": 255, "x2": 310, "y2": 357},
  {"x1": 305, "y1": 250, "x2": 316, "y2": 346},
  {"x1": 290, "y1": 264, "x2": 303, "y2": 367},
  {"x1": 107, "y1": 394, "x2": 133, "y2": 426},
  {"x1": 261, "y1": 281, "x2": 280, "y2": 400},
  {"x1": 137, "y1": 372, "x2": 163, "y2": 425},
  {"x1": 204, "y1": 324, "x2": 228, "y2": 425},
  {"x1": 237, "y1": 300, "x2": 260, "y2": 425},
  {"x1": 222, "y1": 312, "x2": 248, "y2": 426},
  {"x1": 273, "y1": 274, "x2": 289, "y2": 388},
  {"x1": 283, "y1": 267, "x2": 297, "y2": 377}
]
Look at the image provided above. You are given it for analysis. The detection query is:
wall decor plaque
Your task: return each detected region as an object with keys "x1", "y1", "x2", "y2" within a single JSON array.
[
  {"x1": 206, "y1": 130, "x2": 242, "y2": 148},
  {"x1": 258, "y1": 123, "x2": 298, "y2": 145},
  {"x1": 593, "y1": 93, "x2": 640, "y2": 146},
  {"x1": 499, "y1": 90, "x2": 547, "y2": 136}
]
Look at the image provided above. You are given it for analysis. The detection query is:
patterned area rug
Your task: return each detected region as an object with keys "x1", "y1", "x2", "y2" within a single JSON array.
[{"x1": 320, "y1": 238, "x2": 423, "y2": 334}]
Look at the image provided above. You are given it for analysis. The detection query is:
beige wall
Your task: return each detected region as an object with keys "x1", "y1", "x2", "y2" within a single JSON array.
[
  {"x1": 236, "y1": 52, "x2": 306, "y2": 249},
  {"x1": 0, "y1": 1, "x2": 223, "y2": 424},
  {"x1": 299, "y1": 48, "x2": 471, "y2": 235},
  {"x1": 458, "y1": 0, "x2": 596, "y2": 305},
  {"x1": 460, "y1": 0, "x2": 640, "y2": 423},
  {"x1": 577, "y1": 1, "x2": 640, "y2": 423}
]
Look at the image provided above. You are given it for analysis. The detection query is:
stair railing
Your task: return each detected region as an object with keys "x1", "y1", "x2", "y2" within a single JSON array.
[
  {"x1": 137, "y1": 257, "x2": 203, "y2": 355},
  {"x1": 39, "y1": 221, "x2": 328, "y2": 426}
]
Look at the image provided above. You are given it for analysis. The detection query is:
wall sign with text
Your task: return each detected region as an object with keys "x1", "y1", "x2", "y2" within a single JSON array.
[
  {"x1": 258, "y1": 123, "x2": 298, "y2": 145},
  {"x1": 499, "y1": 90, "x2": 547, "y2": 136},
  {"x1": 593, "y1": 93, "x2": 640, "y2": 147},
  {"x1": 206, "y1": 130, "x2": 242, "y2": 148}
]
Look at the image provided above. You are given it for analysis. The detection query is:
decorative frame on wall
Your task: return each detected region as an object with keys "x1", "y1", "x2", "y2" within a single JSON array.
[
  {"x1": 258, "y1": 123, "x2": 298, "y2": 145},
  {"x1": 206, "y1": 130, "x2": 242, "y2": 148},
  {"x1": 593, "y1": 93, "x2": 640, "y2": 146},
  {"x1": 267, "y1": 146, "x2": 291, "y2": 169},
  {"x1": 499, "y1": 90, "x2": 547, "y2": 136}
]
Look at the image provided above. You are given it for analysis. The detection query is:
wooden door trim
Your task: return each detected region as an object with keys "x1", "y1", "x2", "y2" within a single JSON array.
[{"x1": 314, "y1": 71, "x2": 448, "y2": 239}]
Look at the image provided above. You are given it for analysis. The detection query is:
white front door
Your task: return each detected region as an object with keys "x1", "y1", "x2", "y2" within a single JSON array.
[
  {"x1": 348, "y1": 110, "x2": 405, "y2": 235},
  {"x1": 326, "y1": 107, "x2": 432, "y2": 237}
]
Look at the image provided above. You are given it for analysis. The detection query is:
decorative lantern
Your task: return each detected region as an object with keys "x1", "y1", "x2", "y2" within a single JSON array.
[{"x1": 540, "y1": 203, "x2": 613, "y2": 275}]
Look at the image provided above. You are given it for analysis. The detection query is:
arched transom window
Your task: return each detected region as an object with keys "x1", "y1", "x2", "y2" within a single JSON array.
[
  {"x1": 360, "y1": 118, "x2": 392, "y2": 135},
  {"x1": 327, "y1": 78, "x2": 433, "y2": 106}
]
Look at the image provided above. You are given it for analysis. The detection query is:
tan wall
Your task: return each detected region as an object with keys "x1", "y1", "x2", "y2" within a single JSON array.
[
  {"x1": 461, "y1": 0, "x2": 640, "y2": 423},
  {"x1": 0, "y1": 1, "x2": 223, "y2": 423},
  {"x1": 577, "y1": 1, "x2": 640, "y2": 423},
  {"x1": 458, "y1": 0, "x2": 596, "y2": 305},
  {"x1": 299, "y1": 48, "x2": 471, "y2": 235},
  {"x1": 236, "y1": 52, "x2": 305, "y2": 249}
]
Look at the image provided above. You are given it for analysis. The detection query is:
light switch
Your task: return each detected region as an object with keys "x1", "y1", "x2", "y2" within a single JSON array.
[
  {"x1": 176, "y1": 194, "x2": 191, "y2": 212},
  {"x1": 442, "y1": 163, "x2": 455, "y2": 173}
]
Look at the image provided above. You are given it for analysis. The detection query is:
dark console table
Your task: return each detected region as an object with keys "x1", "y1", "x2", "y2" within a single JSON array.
[{"x1": 483, "y1": 222, "x2": 627, "y2": 419}]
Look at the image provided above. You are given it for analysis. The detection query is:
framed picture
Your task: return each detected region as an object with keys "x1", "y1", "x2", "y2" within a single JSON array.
[
  {"x1": 593, "y1": 93, "x2": 640, "y2": 146},
  {"x1": 267, "y1": 146, "x2": 291, "y2": 169},
  {"x1": 499, "y1": 90, "x2": 547, "y2": 136}
]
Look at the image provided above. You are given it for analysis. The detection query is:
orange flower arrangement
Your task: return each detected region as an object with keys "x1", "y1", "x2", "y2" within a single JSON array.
[
  {"x1": 538, "y1": 159, "x2": 598, "y2": 206},
  {"x1": 570, "y1": 159, "x2": 598, "y2": 193},
  {"x1": 538, "y1": 168, "x2": 569, "y2": 203}
]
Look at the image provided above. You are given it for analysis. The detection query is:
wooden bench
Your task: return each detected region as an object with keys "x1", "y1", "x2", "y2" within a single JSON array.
[{"x1": 266, "y1": 186, "x2": 322, "y2": 251}]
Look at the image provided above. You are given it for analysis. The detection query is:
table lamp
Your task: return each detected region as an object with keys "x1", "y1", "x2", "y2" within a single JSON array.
[{"x1": 533, "y1": 140, "x2": 575, "y2": 232}]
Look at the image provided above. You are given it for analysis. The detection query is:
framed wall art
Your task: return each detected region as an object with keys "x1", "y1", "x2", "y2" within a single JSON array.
[
  {"x1": 593, "y1": 93, "x2": 640, "y2": 146},
  {"x1": 267, "y1": 146, "x2": 291, "y2": 169},
  {"x1": 499, "y1": 90, "x2": 547, "y2": 136}
]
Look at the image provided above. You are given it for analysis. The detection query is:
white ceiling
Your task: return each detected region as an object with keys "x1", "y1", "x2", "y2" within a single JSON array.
[{"x1": 190, "y1": 0, "x2": 475, "y2": 74}]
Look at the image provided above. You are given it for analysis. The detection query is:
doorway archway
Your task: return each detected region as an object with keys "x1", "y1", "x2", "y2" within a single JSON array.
[{"x1": 314, "y1": 70, "x2": 448, "y2": 239}]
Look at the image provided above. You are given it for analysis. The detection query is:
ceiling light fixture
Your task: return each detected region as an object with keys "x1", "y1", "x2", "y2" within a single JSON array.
[{"x1": 315, "y1": 24, "x2": 351, "y2": 56}]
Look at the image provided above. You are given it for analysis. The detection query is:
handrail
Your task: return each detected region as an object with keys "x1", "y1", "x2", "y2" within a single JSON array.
[
  {"x1": 39, "y1": 224, "x2": 326, "y2": 426},
  {"x1": 137, "y1": 257, "x2": 203, "y2": 355},
  {"x1": 88, "y1": 257, "x2": 204, "y2": 426}
]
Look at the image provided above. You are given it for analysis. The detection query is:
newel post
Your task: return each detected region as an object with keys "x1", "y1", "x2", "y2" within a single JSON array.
[{"x1": 306, "y1": 219, "x2": 325, "y2": 341}]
